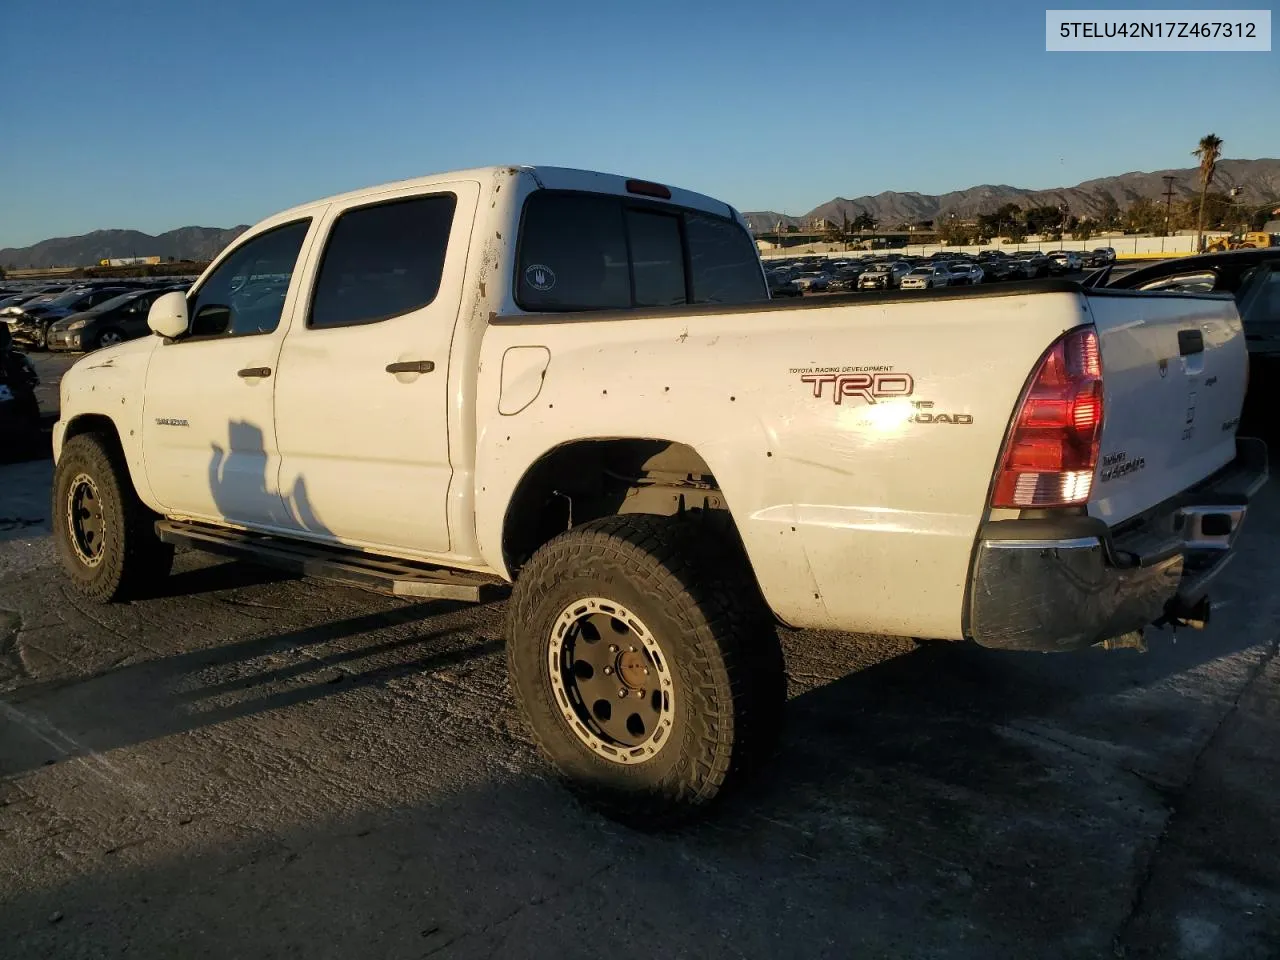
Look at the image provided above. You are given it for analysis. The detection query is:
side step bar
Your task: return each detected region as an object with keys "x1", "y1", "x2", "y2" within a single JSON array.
[{"x1": 155, "y1": 520, "x2": 508, "y2": 603}]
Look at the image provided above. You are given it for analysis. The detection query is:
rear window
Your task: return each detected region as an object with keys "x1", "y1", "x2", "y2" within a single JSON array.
[
  {"x1": 516, "y1": 191, "x2": 766, "y2": 311},
  {"x1": 1138, "y1": 271, "x2": 1218, "y2": 294},
  {"x1": 685, "y1": 211, "x2": 768, "y2": 303}
]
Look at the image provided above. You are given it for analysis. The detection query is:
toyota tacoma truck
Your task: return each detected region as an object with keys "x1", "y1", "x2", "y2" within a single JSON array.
[{"x1": 50, "y1": 165, "x2": 1267, "y2": 823}]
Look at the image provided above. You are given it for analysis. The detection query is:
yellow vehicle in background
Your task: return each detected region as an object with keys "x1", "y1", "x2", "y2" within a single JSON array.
[{"x1": 1206, "y1": 231, "x2": 1277, "y2": 252}]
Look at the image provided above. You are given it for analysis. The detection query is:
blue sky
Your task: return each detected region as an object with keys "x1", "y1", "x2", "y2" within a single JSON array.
[{"x1": 0, "y1": 0, "x2": 1275, "y2": 247}]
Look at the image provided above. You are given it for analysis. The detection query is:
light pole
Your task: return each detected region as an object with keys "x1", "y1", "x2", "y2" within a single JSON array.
[{"x1": 1161, "y1": 175, "x2": 1177, "y2": 237}]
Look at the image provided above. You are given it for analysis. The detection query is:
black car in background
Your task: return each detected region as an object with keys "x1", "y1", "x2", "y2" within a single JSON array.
[
  {"x1": 1083, "y1": 247, "x2": 1118, "y2": 268},
  {"x1": 8, "y1": 285, "x2": 138, "y2": 348},
  {"x1": 47, "y1": 286, "x2": 186, "y2": 351},
  {"x1": 767, "y1": 274, "x2": 803, "y2": 298},
  {"x1": 976, "y1": 253, "x2": 1015, "y2": 282},
  {"x1": 1108, "y1": 248, "x2": 1280, "y2": 433},
  {"x1": 1011, "y1": 252, "x2": 1051, "y2": 278},
  {"x1": 0, "y1": 284, "x2": 71, "y2": 315},
  {"x1": 827, "y1": 264, "x2": 868, "y2": 292},
  {"x1": 0, "y1": 292, "x2": 44, "y2": 313}
]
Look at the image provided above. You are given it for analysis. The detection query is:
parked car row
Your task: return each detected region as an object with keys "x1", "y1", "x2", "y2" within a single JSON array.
[
  {"x1": 763, "y1": 246, "x2": 1117, "y2": 295},
  {"x1": 1, "y1": 278, "x2": 193, "y2": 351}
]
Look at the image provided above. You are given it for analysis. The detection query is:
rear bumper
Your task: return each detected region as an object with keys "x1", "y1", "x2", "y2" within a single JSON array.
[{"x1": 968, "y1": 438, "x2": 1268, "y2": 652}]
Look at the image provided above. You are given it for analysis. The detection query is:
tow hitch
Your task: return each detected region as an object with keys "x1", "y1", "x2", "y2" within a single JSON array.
[
  {"x1": 1157, "y1": 593, "x2": 1212, "y2": 632},
  {"x1": 1096, "y1": 595, "x2": 1212, "y2": 653}
]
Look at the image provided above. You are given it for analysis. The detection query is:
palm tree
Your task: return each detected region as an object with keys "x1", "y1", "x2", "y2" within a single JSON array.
[{"x1": 1193, "y1": 133, "x2": 1224, "y2": 252}]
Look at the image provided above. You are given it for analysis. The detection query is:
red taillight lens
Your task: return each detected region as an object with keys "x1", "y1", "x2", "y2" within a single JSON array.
[{"x1": 992, "y1": 326, "x2": 1103, "y2": 508}]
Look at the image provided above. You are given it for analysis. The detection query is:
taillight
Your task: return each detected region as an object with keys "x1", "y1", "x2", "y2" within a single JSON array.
[{"x1": 992, "y1": 326, "x2": 1103, "y2": 508}]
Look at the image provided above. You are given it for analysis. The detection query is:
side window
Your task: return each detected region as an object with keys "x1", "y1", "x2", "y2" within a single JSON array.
[
  {"x1": 517, "y1": 193, "x2": 630, "y2": 311},
  {"x1": 188, "y1": 220, "x2": 310, "y2": 338},
  {"x1": 684, "y1": 212, "x2": 767, "y2": 304},
  {"x1": 309, "y1": 194, "x2": 457, "y2": 329},
  {"x1": 626, "y1": 210, "x2": 686, "y2": 307}
]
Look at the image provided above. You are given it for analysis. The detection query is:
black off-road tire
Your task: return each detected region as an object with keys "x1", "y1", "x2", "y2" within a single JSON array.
[
  {"x1": 506, "y1": 514, "x2": 784, "y2": 827},
  {"x1": 53, "y1": 432, "x2": 174, "y2": 602}
]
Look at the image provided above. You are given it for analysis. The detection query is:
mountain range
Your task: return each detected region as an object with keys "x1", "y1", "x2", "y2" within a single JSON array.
[
  {"x1": 4, "y1": 158, "x2": 1279, "y2": 266},
  {"x1": 1, "y1": 226, "x2": 248, "y2": 270},
  {"x1": 743, "y1": 158, "x2": 1280, "y2": 233}
]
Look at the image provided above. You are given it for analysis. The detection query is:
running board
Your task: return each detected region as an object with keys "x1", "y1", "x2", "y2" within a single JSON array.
[{"x1": 155, "y1": 520, "x2": 507, "y2": 603}]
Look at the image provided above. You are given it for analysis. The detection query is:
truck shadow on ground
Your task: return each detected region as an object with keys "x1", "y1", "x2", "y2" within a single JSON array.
[{"x1": 0, "y1": 594, "x2": 501, "y2": 778}]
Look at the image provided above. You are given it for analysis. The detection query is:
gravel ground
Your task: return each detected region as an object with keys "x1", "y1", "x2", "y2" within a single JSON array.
[{"x1": 1, "y1": 353, "x2": 1278, "y2": 959}]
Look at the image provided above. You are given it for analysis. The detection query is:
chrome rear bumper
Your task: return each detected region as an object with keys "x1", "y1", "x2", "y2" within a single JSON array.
[{"x1": 967, "y1": 438, "x2": 1268, "y2": 652}]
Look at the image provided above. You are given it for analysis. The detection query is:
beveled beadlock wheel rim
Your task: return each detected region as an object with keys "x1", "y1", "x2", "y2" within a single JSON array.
[
  {"x1": 548, "y1": 597, "x2": 676, "y2": 765},
  {"x1": 66, "y1": 472, "x2": 106, "y2": 567}
]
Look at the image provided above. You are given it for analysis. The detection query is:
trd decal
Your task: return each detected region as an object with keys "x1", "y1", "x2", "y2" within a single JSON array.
[{"x1": 799, "y1": 371, "x2": 914, "y2": 405}]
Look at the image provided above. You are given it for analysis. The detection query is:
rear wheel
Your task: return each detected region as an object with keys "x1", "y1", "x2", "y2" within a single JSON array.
[
  {"x1": 506, "y1": 515, "x2": 783, "y2": 826},
  {"x1": 53, "y1": 432, "x2": 173, "y2": 602}
]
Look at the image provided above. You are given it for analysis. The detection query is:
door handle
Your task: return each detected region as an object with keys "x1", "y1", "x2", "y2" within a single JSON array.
[
  {"x1": 385, "y1": 361, "x2": 435, "y2": 374},
  {"x1": 237, "y1": 366, "x2": 272, "y2": 379}
]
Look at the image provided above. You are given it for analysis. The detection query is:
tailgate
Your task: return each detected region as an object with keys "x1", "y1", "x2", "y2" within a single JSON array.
[{"x1": 1085, "y1": 289, "x2": 1247, "y2": 525}]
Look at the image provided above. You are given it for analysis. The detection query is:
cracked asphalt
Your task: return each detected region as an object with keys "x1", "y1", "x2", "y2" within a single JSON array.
[{"x1": 2, "y1": 353, "x2": 1279, "y2": 959}]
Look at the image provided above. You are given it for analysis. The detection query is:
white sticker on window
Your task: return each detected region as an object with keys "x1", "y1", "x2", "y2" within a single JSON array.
[{"x1": 524, "y1": 264, "x2": 556, "y2": 292}]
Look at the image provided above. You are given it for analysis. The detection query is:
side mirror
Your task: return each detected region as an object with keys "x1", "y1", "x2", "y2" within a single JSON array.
[{"x1": 148, "y1": 291, "x2": 189, "y2": 339}]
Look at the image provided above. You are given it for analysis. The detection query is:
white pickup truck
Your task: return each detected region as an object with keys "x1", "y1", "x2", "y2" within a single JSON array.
[{"x1": 51, "y1": 165, "x2": 1266, "y2": 823}]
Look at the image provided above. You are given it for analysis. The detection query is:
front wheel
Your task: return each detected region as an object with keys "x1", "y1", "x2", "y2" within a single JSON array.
[
  {"x1": 53, "y1": 433, "x2": 174, "y2": 602},
  {"x1": 94, "y1": 328, "x2": 125, "y2": 350},
  {"x1": 506, "y1": 515, "x2": 783, "y2": 826}
]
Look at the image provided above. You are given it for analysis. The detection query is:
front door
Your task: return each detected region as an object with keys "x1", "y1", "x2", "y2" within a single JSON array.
[
  {"x1": 272, "y1": 182, "x2": 477, "y2": 555},
  {"x1": 141, "y1": 219, "x2": 314, "y2": 528}
]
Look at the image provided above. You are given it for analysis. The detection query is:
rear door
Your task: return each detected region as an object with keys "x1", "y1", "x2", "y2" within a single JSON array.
[
  {"x1": 1085, "y1": 289, "x2": 1247, "y2": 525},
  {"x1": 272, "y1": 181, "x2": 477, "y2": 554}
]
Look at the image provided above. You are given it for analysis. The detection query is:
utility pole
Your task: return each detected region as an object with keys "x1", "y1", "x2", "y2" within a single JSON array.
[{"x1": 1161, "y1": 175, "x2": 1177, "y2": 237}]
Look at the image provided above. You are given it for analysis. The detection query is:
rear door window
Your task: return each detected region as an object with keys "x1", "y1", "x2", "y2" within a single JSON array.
[{"x1": 309, "y1": 194, "x2": 457, "y2": 329}]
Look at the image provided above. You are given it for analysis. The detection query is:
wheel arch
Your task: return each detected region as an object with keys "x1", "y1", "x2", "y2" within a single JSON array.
[
  {"x1": 58, "y1": 413, "x2": 155, "y2": 509},
  {"x1": 61, "y1": 413, "x2": 123, "y2": 453},
  {"x1": 498, "y1": 437, "x2": 741, "y2": 579}
]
